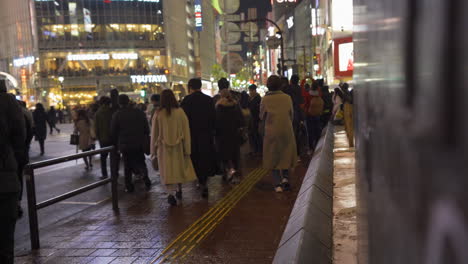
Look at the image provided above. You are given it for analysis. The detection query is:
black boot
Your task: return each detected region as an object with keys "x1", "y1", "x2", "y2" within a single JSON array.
[{"x1": 167, "y1": 194, "x2": 177, "y2": 206}]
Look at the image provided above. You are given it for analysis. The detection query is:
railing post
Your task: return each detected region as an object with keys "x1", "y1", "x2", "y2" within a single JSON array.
[
  {"x1": 110, "y1": 148, "x2": 119, "y2": 211},
  {"x1": 24, "y1": 166, "x2": 40, "y2": 249}
]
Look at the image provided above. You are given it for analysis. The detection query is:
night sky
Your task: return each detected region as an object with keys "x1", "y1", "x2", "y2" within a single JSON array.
[{"x1": 239, "y1": 0, "x2": 272, "y2": 19}]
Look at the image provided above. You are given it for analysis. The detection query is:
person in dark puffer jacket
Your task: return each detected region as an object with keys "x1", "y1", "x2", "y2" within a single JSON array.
[{"x1": 0, "y1": 80, "x2": 26, "y2": 264}]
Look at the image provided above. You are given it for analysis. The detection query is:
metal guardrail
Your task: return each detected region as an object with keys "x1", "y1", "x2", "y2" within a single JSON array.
[{"x1": 24, "y1": 146, "x2": 119, "y2": 250}]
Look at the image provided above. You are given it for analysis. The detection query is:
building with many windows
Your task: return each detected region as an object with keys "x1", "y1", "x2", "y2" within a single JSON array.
[{"x1": 0, "y1": 0, "x2": 217, "y2": 107}]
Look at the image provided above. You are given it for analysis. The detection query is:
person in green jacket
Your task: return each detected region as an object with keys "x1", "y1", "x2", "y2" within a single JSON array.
[{"x1": 95, "y1": 96, "x2": 114, "y2": 178}]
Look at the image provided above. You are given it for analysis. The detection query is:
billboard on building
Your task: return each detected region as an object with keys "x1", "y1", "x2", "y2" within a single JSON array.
[{"x1": 334, "y1": 37, "x2": 353, "y2": 78}]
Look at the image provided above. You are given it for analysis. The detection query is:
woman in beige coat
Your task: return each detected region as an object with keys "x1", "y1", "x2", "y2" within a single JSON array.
[
  {"x1": 74, "y1": 109, "x2": 94, "y2": 170},
  {"x1": 151, "y1": 89, "x2": 197, "y2": 206},
  {"x1": 260, "y1": 75, "x2": 298, "y2": 192}
]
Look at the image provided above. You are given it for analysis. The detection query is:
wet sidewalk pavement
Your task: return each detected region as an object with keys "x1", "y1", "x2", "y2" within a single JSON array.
[
  {"x1": 15, "y1": 150, "x2": 311, "y2": 263},
  {"x1": 332, "y1": 128, "x2": 357, "y2": 263}
]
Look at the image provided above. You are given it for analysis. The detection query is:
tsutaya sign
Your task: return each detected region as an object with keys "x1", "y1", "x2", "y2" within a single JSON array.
[
  {"x1": 131, "y1": 75, "x2": 168, "y2": 83},
  {"x1": 67, "y1": 53, "x2": 138, "y2": 61}
]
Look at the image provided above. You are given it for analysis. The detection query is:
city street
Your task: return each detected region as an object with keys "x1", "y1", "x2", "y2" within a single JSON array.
[{"x1": 15, "y1": 123, "x2": 310, "y2": 263}]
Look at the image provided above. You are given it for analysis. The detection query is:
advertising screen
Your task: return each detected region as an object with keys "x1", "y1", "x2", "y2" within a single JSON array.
[
  {"x1": 334, "y1": 37, "x2": 353, "y2": 78},
  {"x1": 338, "y1": 42, "x2": 354, "y2": 72}
]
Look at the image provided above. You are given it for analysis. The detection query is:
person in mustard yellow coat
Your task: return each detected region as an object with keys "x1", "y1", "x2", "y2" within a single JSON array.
[{"x1": 151, "y1": 89, "x2": 196, "y2": 206}]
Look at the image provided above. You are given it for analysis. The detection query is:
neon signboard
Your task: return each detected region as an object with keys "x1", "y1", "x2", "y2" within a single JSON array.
[
  {"x1": 130, "y1": 75, "x2": 168, "y2": 83},
  {"x1": 13, "y1": 56, "x2": 35, "y2": 67},
  {"x1": 194, "y1": 0, "x2": 203, "y2": 32},
  {"x1": 67, "y1": 53, "x2": 138, "y2": 61}
]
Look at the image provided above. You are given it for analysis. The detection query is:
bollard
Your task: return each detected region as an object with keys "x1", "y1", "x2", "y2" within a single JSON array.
[{"x1": 25, "y1": 166, "x2": 40, "y2": 250}]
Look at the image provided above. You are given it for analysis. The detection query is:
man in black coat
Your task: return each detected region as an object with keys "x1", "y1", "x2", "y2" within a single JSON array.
[
  {"x1": 111, "y1": 95, "x2": 151, "y2": 193},
  {"x1": 248, "y1": 84, "x2": 262, "y2": 155},
  {"x1": 181, "y1": 78, "x2": 217, "y2": 198},
  {"x1": 0, "y1": 80, "x2": 26, "y2": 263},
  {"x1": 47, "y1": 106, "x2": 60, "y2": 134}
]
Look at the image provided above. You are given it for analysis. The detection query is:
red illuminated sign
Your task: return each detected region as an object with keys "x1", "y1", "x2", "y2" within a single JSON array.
[{"x1": 334, "y1": 37, "x2": 353, "y2": 78}]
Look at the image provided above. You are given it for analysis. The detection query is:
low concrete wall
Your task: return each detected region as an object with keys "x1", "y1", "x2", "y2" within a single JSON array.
[{"x1": 273, "y1": 125, "x2": 335, "y2": 264}]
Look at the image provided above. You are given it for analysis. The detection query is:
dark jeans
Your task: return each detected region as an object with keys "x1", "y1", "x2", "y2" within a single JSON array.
[
  {"x1": 121, "y1": 149, "x2": 150, "y2": 190},
  {"x1": 38, "y1": 140, "x2": 45, "y2": 154},
  {"x1": 48, "y1": 121, "x2": 59, "y2": 134},
  {"x1": 248, "y1": 122, "x2": 262, "y2": 154},
  {"x1": 272, "y1": 170, "x2": 289, "y2": 185},
  {"x1": 0, "y1": 192, "x2": 18, "y2": 264},
  {"x1": 99, "y1": 143, "x2": 120, "y2": 177},
  {"x1": 306, "y1": 116, "x2": 322, "y2": 151}
]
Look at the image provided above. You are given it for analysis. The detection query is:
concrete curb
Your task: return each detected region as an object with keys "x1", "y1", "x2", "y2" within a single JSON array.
[{"x1": 273, "y1": 125, "x2": 335, "y2": 264}]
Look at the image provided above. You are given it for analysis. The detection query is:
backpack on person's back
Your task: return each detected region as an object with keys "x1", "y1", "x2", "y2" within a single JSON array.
[{"x1": 307, "y1": 95, "x2": 324, "y2": 117}]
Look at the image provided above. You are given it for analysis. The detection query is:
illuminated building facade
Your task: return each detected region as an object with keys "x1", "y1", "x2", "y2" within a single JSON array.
[{"x1": 0, "y1": 0, "x2": 218, "y2": 106}]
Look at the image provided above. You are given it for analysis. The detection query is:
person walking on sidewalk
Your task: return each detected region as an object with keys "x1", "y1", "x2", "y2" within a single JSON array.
[
  {"x1": 109, "y1": 89, "x2": 121, "y2": 177},
  {"x1": 215, "y1": 89, "x2": 245, "y2": 184},
  {"x1": 283, "y1": 75, "x2": 305, "y2": 156},
  {"x1": 0, "y1": 80, "x2": 26, "y2": 264},
  {"x1": 248, "y1": 84, "x2": 262, "y2": 156},
  {"x1": 304, "y1": 82, "x2": 324, "y2": 151},
  {"x1": 181, "y1": 78, "x2": 217, "y2": 198},
  {"x1": 47, "y1": 106, "x2": 60, "y2": 134},
  {"x1": 147, "y1": 94, "x2": 161, "y2": 125},
  {"x1": 112, "y1": 95, "x2": 151, "y2": 193},
  {"x1": 95, "y1": 96, "x2": 114, "y2": 178},
  {"x1": 16, "y1": 101, "x2": 33, "y2": 218},
  {"x1": 332, "y1": 87, "x2": 345, "y2": 125},
  {"x1": 33, "y1": 103, "x2": 48, "y2": 156},
  {"x1": 261, "y1": 75, "x2": 298, "y2": 193},
  {"x1": 151, "y1": 89, "x2": 196, "y2": 206},
  {"x1": 74, "y1": 110, "x2": 94, "y2": 170}
]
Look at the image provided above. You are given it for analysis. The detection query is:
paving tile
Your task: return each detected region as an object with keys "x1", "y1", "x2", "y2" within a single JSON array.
[
  {"x1": 86, "y1": 257, "x2": 116, "y2": 264},
  {"x1": 90, "y1": 249, "x2": 118, "y2": 257},
  {"x1": 44, "y1": 256, "x2": 95, "y2": 264},
  {"x1": 109, "y1": 257, "x2": 137, "y2": 264},
  {"x1": 110, "y1": 249, "x2": 137, "y2": 257},
  {"x1": 131, "y1": 257, "x2": 154, "y2": 264},
  {"x1": 132, "y1": 242, "x2": 156, "y2": 249},
  {"x1": 95, "y1": 242, "x2": 116, "y2": 249},
  {"x1": 131, "y1": 248, "x2": 160, "y2": 257},
  {"x1": 111, "y1": 242, "x2": 136, "y2": 249}
]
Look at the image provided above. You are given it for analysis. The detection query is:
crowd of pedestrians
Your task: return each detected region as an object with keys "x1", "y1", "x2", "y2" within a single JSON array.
[{"x1": 0, "y1": 74, "x2": 354, "y2": 262}]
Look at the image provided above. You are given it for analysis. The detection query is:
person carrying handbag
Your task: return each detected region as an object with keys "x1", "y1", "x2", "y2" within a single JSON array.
[{"x1": 74, "y1": 110, "x2": 94, "y2": 170}]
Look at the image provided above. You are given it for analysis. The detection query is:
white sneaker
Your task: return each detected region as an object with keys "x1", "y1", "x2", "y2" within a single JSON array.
[{"x1": 274, "y1": 185, "x2": 283, "y2": 193}]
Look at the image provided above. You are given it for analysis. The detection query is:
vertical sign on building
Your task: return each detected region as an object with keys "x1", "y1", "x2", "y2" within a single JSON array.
[
  {"x1": 194, "y1": 0, "x2": 203, "y2": 32},
  {"x1": 69, "y1": 2, "x2": 79, "y2": 36},
  {"x1": 83, "y1": 8, "x2": 92, "y2": 33}
]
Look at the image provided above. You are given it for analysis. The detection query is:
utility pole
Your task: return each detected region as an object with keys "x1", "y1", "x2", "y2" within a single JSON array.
[
  {"x1": 223, "y1": 0, "x2": 231, "y2": 78},
  {"x1": 303, "y1": 46, "x2": 307, "y2": 77}
]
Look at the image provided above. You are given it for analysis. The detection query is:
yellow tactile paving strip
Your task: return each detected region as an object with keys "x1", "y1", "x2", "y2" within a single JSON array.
[{"x1": 151, "y1": 168, "x2": 269, "y2": 263}]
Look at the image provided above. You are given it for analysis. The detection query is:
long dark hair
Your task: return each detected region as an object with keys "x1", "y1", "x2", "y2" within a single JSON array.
[
  {"x1": 160, "y1": 89, "x2": 179, "y2": 115},
  {"x1": 334, "y1": 88, "x2": 344, "y2": 100},
  {"x1": 77, "y1": 109, "x2": 90, "y2": 124},
  {"x1": 35, "y1": 103, "x2": 45, "y2": 113}
]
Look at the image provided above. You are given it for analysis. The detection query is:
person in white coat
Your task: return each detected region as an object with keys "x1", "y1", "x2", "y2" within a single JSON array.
[{"x1": 151, "y1": 89, "x2": 196, "y2": 206}]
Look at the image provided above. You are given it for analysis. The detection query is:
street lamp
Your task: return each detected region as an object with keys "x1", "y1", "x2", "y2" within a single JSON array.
[{"x1": 58, "y1": 76, "x2": 64, "y2": 107}]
